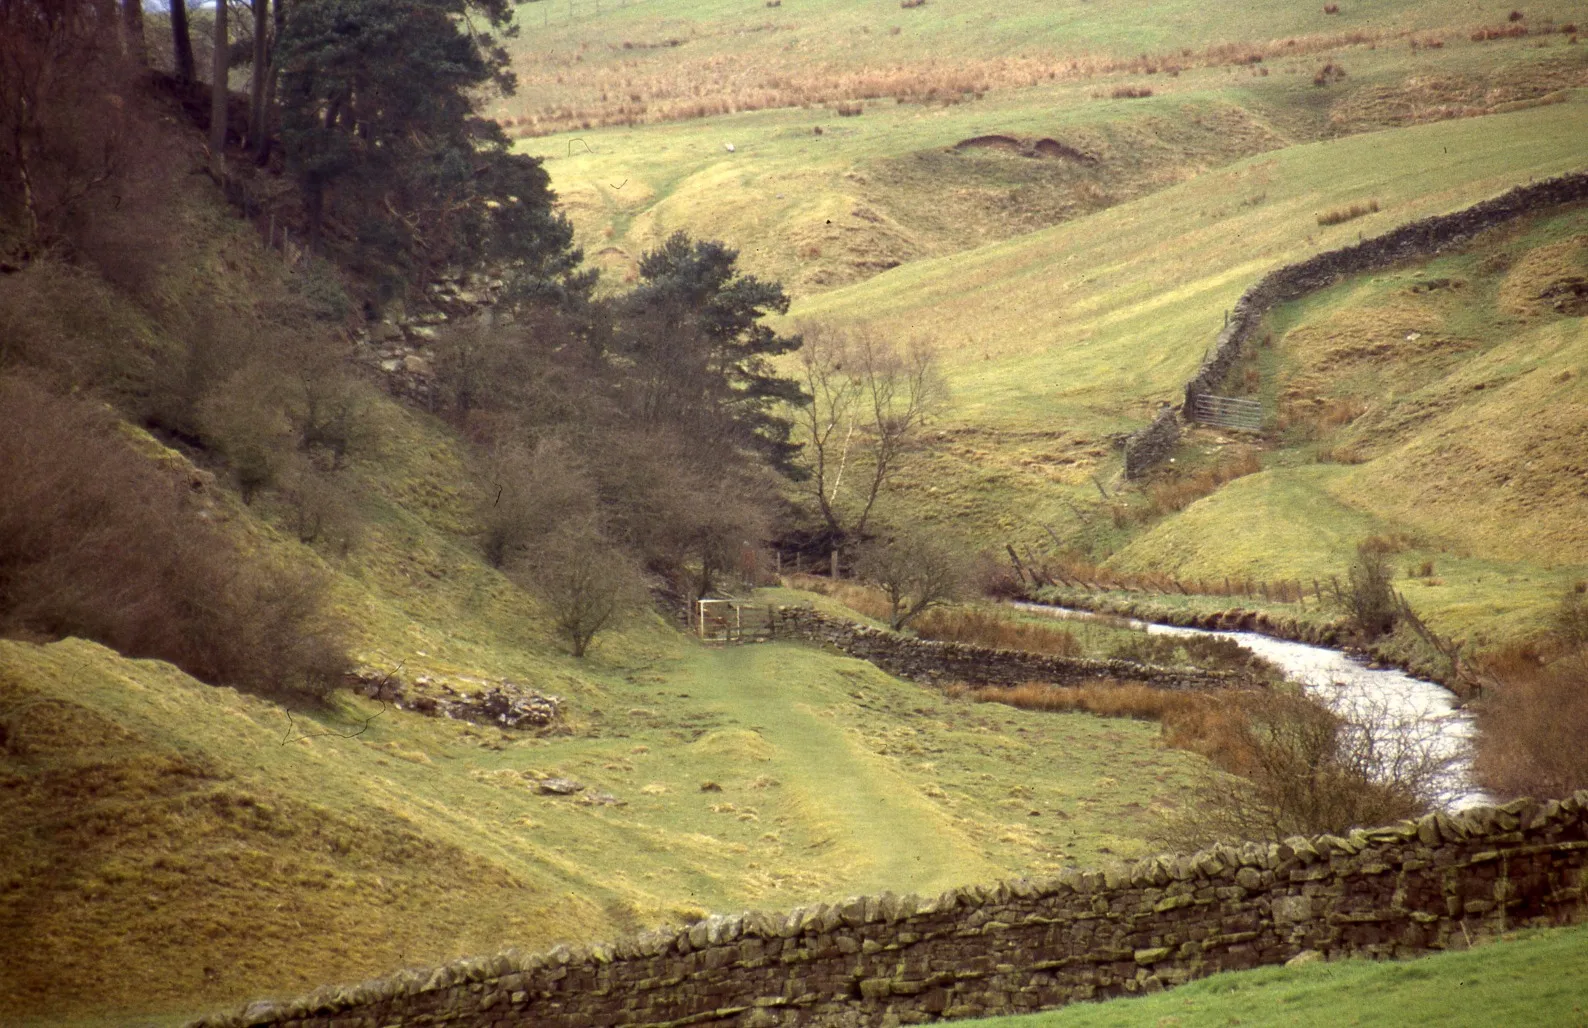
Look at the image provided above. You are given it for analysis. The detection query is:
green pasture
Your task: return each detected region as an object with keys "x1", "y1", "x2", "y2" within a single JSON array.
[
  {"x1": 523, "y1": 33, "x2": 1586, "y2": 301},
  {"x1": 967, "y1": 923, "x2": 1588, "y2": 1027}
]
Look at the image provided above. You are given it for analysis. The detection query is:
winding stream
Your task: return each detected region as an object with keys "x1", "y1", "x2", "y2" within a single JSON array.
[{"x1": 1011, "y1": 602, "x2": 1486, "y2": 809}]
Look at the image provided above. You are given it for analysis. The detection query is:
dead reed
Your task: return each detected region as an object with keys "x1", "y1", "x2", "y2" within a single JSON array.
[
  {"x1": 1317, "y1": 198, "x2": 1380, "y2": 225},
  {"x1": 502, "y1": 28, "x2": 1392, "y2": 136},
  {"x1": 1144, "y1": 450, "x2": 1263, "y2": 515},
  {"x1": 912, "y1": 608, "x2": 1083, "y2": 655}
]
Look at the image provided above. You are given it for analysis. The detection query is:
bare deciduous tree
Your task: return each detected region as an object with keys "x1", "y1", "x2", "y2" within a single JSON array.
[
  {"x1": 792, "y1": 322, "x2": 946, "y2": 540},
  {"x1": 1160, "y1": 689, "x2": 1456, "y2": 850},
  {"x1": 516, "y1": 526, "x2": 640, "y2": 658},
  {"x1": 0, "y1": 2, "x2": 138, "y2": 252},
  {"x1": 209, "y1": 0, "x2": 227, "y2": 175},
  {"x1": 478, "y1": 439, "x2": 599, "y2": 569},
  {"x1": 855, "y1": 525, "x2": 968, "y2": 631}
]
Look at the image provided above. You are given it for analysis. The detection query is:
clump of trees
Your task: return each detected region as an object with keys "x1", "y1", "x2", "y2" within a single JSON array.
[{"x1": 438, "y1": 231, "x2": 804, "y2": 655}]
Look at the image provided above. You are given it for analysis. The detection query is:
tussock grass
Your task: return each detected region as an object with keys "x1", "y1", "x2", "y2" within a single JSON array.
[
  {"x1": 957, "y1": 680, "x2": 1257, "y2": 776},
  {"x1": 913, "y1": 608, "x2": 1084, "y2": 655},
  {"x1": 1144, "y1": 450, "x2": 1263, "y2": 514},
  {"x1": 1315, "y1": 197, "x2": 1379, "y2": 225},
  {"x1": 782, "y1": 572, "x2": 896, "y2": 622}
]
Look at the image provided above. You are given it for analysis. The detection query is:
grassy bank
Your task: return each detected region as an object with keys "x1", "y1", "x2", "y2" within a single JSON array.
[{"x1": 965, "y1": 922, "x2": 1588, "y2": 1027}]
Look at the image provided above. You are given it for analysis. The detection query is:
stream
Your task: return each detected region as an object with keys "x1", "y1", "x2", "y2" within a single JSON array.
[{"x1": 1010, "y1": 602, "x2": 1485, "y2": 809}]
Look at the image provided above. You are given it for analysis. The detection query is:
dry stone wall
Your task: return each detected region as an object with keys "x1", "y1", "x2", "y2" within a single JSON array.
[
  {"x1": 1124, "y1": 171, "x2": 1588, "y2": 476},
  {"x1": 767, "y1": 606, "x2": 1243, "y2": 690},
  {"x1": 190, "y1": 793, "x2": 1588, "y2": 1028},
  {"x1": 1122, "y1": 405, "x2": 1182, "y2": 479}
]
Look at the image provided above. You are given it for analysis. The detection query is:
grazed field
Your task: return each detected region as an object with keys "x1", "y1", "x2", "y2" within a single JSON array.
[
  {"x1": 523, "y1": 35, "x2": 1587, "y2": 297},
  {"x1": 499, "y1": 0, "x2": 1588, "y2": 136},
  {"x1": 966, "y1": 923, "x2": 1588, "y2": 1027}
]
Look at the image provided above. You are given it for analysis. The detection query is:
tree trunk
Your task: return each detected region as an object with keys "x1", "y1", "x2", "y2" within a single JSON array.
[
  {"x1": 121, "y1": 0, "x2": 146, "y2": 63},
  {"x1": 170, "y1": 0, "x2": 194, "y2": 82},
  {"x1": 209, "y1": 0, "x2": 228, "y2": 176},
  {"x1": 248, "y1": 0, "x2": 268, "y2": 159}
]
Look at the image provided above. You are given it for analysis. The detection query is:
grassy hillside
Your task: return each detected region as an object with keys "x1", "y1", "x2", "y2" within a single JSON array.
[
  {"x1": 509, "y1": 4, "x2": 1588, "y2": 647},
  {"x1": 523, "y1": 32, "x2": 1586, "y2": 296},
  {"x1": 8, "y1": 1, "x2": 1588, "y2": 1023},
  {"x1": 1, "y1": 633, "x2": 1199, "y2": 1022},
  {"x1": 500, "y1": 0, "x2": 1587, "y2": 136},
  {"x1": 0, "y1": 381, "x2": 1202, "y2": 1024},
  {"x1": 966, "y1": 923, "x2": 1588, "y2": 1027},
  {"x1": 1109, "y1": 202, "x2": 1588, "y2": 645}
]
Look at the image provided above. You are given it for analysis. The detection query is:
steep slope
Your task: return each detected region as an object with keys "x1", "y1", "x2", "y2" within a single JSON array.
[{"x1": 1109, "y1": 201, "x2": 1588, "y2": 643}]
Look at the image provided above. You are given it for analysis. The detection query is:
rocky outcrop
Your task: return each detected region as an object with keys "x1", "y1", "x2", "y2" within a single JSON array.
[{"x1": 187, "y1": 792, "x2": 1588, "y2": 1028}]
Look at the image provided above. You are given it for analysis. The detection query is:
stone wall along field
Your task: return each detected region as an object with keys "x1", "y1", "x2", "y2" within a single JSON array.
[
  {"x1": 190, "y1": 793, "x2": 1588, "y2": 1028},
  {"x1": 1123, "y1": 171, "x2": 1588, "y2": 476},
  {"x1": 766, "y1": 606, "x2": 1245, "y2": 690}
]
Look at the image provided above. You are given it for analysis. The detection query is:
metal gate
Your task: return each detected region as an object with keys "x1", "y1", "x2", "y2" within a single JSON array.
[
  {"x1": 1191, "y1": 393, "x2": 1263, "y2": 432},
  {"x1": 695, "y1": 599, "x2": 774, "y2": 643}
]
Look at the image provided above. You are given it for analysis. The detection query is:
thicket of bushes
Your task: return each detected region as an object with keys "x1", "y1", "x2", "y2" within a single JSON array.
[
  {"x1": 0, "y1": 376, "x2": 347, "y2": 699},
  {"x1": 963, "y1": 680, "x2": 1445, "y2": 845},
  {"x1": 1474, "y1": 586, "x2": 1588, "y2": 799}
]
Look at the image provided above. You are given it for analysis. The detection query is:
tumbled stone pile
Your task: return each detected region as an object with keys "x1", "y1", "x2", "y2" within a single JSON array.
[
  {"x1": 349, "y1": 668, "x2": 561, "y2": 730},
  {"x1": 188, "y1": 792, "x2": 1588, "y2": 1028}
]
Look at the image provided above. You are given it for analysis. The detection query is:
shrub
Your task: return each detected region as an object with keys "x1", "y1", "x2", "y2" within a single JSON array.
[
  {"x1": 1345, "y1": 541, "x2": 1398, "y2": 639},
  {"x1": 1312, "y1": 62, "x2": 1348, "y2": 87},
  {"x1": 1553, "y1": 584, "x2": 1588, "y2": 651},
  {"x1": 1110, "y1": 85, "x2": 1153, "y2": 99},
  {"x1": 1475, "y1": 653, "x2": 1588, "y2": 799},
  {"x1": 0, "y1": 258, "x2": 162, "y2": 406},
  {"x1": 279, "y1": 462, "x2": 363, "y2": 554},
  {"x1": 477, "y1": 439, "x2": 599, "y2": 569},
  {"x1": 833, "y1": 101, "x2": 864, "y2": 117},
  {"x1": 197, "y1": 363, "x2": 295, "y2": 503},
  {"x1": 513, "y1": 525, "x2": 642, "y2": 658},
  {"x1": 0, "y1": 376, "x2": 349, "y2": 699},
  {"x1": 1160, "y1": 689, "x2": 1445, "y2": 848},
  {"x1": 855, "y1": 526, "x2": 969, "y2": 630}
]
